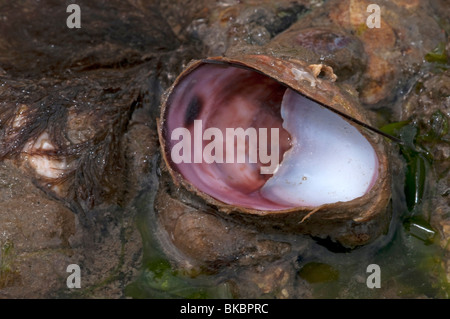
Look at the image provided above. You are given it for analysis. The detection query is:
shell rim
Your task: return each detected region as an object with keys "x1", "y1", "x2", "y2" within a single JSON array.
[{"x1": 157, "y1": 55, "x2": 391, "y2": 221}]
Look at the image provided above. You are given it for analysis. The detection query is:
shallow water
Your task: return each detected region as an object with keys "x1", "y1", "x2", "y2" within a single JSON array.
[{"x1": 126, "y1": 142, "x2": 449, "y2": 298}]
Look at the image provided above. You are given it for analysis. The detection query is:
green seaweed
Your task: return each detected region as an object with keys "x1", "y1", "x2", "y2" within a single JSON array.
[
  {"x1": 0, "y1": 240, "x2": 21, "y2": 288},
  {"x1": 125, "y1": 258, "x2": 233, "y2": 299},
  {"x1": 425, "y1": 42, "x2": 448, "y2": 64},
  {"x1": 381, "y1": 121, "x2": 431, "y2": 212},
  {"x1": 379, "y1": 120, "x2": 410, "y2": 136},
  {"x1": 383, "y1": 111, "x2": 449, "y2": 212},
  {"x1": 402, "y1": 141, "x2": 429, "y2": 212},
  {"x1": 298, "y1": 262, "x2": 339, "y2": 284},
  {"x1": 380, "y1": 109, "x2": 450, "y2": 213}
]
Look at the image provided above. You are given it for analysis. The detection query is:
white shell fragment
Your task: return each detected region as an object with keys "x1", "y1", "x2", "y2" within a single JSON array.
[{"x1": 261, "y1": 89, "x2": 379, "y2": 207}]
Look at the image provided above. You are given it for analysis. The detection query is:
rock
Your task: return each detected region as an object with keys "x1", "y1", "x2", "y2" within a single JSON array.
[{"x1": 0, "y1": 160, "x2": 142, "y2": 298}]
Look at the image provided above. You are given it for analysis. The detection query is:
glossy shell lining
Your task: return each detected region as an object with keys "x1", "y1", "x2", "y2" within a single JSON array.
[{"x1": 163, "y1": 63, "x2": 378, "y2": 210}]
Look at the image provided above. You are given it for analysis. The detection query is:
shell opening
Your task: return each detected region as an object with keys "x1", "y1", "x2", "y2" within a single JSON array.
[{"x1": 164, "y1": 63, "x2": 379, "y2": 211}]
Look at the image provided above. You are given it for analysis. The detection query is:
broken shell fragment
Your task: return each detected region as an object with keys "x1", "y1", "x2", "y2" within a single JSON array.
[{"x1": 158, "y1": 55, "x2": 391, "y2": 247}]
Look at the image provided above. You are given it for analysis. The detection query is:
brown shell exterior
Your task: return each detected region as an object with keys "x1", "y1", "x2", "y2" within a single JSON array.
[{"x1": 158, "y1": 54, "x2": 392, "y2": 247}]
